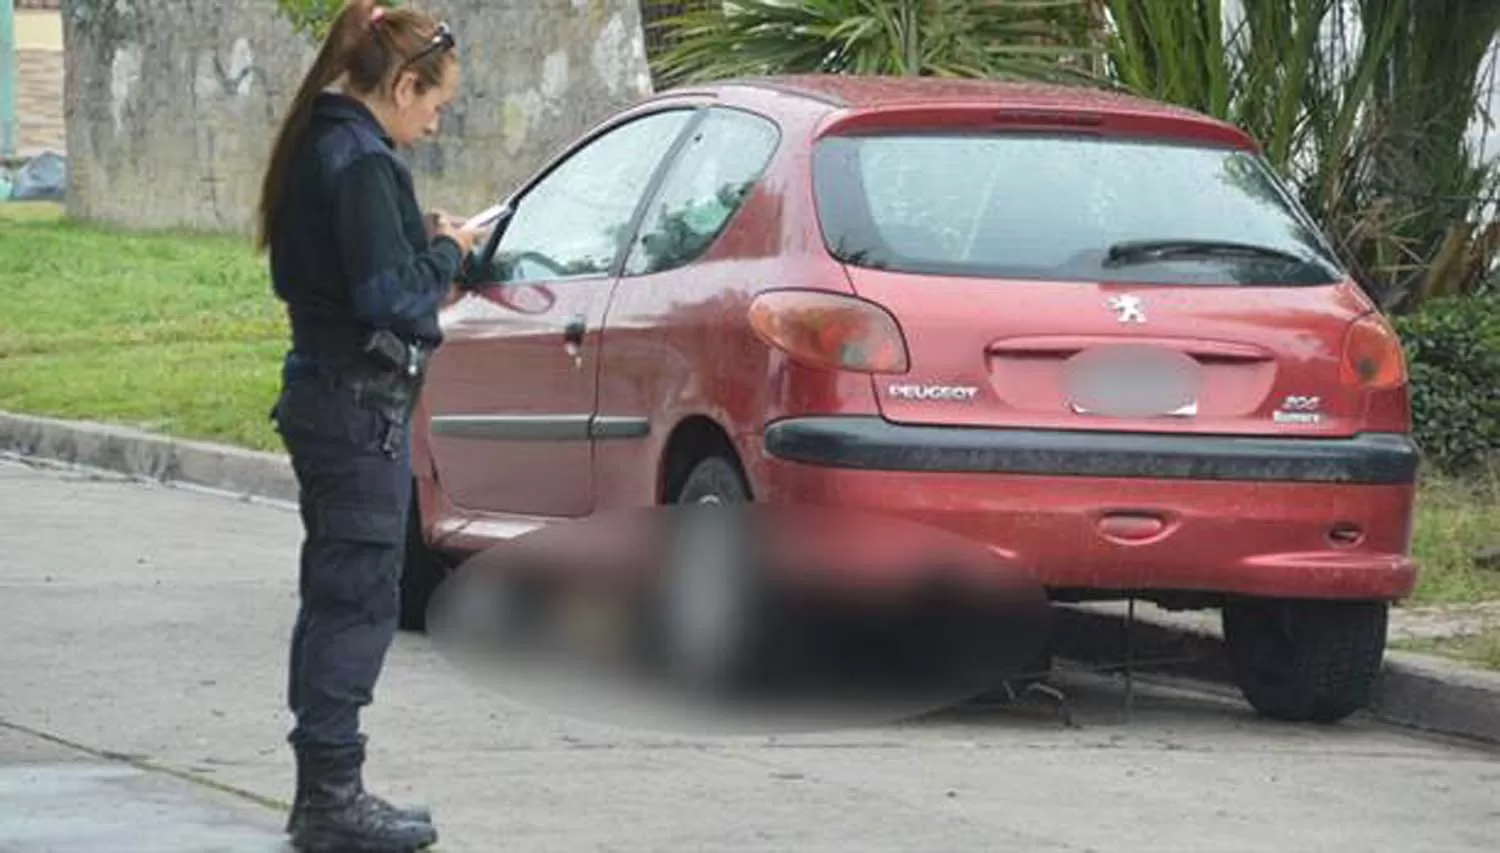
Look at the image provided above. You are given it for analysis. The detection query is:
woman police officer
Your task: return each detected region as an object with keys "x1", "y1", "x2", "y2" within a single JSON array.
[{"x1": 255, "y1": 2, "x2": 483, "y2": 850}]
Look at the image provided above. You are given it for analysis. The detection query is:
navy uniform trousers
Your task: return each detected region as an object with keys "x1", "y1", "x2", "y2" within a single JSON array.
[{"x1": 273, "y1": 364, "x2": 412, "y2": 752}]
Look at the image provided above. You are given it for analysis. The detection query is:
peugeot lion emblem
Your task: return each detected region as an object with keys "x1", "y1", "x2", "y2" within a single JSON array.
[{"x1": 1108, "y1": 294, "x2": 1146, "y2": 324}]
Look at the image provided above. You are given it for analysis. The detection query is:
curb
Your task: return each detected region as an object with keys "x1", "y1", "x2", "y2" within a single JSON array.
[
  {"x1": 0, "y1": 410, "x2": 297, "y2": 503},
  {"x1": 1052, "y1": 603, "x2": 1500, "y2": 746},
  {"x1": 4, "y1": 408, "x2": 1499, "y2": 747}
]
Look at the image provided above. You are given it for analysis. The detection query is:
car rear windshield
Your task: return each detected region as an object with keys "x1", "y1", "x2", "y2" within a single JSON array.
[{"x1": 811, "y1": 132, "x2": 1346, "y2": 286}]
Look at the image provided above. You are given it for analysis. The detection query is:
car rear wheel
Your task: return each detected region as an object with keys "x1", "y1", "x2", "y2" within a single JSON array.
[
  {"x1": 654, "y1": 455, "x2": 775, "y2": 694},
  {"x1": 399, "y1": 481, "x2": 449, "y2": 633},
  {"x1": 1221, "y1": 598, "x2": 1388, "y2": 723}
]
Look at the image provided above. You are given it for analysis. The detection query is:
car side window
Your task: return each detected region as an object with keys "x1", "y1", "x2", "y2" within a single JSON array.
[
  {"x1": 622, "y1": 107, "x2": 781, "y2": 278},
  {"x1": 493, "y1": 109, "x2": 695, "y2": 284}
]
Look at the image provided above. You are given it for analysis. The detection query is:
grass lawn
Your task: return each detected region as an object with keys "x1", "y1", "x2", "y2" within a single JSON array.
[
  {"x1": 1408, "y1": 472, "x2": 1500, "y2": 605},
  {"x1": 1, "y1": 203, "x2": 285, "y2": 452},
  {"x1": 1394, "y1": 628, "x2": 1500, "y2": 670},
  {"x1": 2, "y1": 204, "x2": 1497, "y2": 602}
]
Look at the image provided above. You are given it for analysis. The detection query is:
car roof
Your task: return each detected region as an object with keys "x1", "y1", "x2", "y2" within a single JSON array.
[
  {"x1": 659, "y1": 74, "x2": 1252, "y2": 147},
  {"x1": 681, "y1": 74, "x2": 1194, "y2": 114}
]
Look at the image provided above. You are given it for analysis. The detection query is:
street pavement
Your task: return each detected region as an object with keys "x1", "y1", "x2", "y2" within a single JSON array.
[
  {"x1": 2, "y1": 455, "x2": 1499, "y2": 852},
  {"x1": 0, "y1": 723, "x2": 285, "y2": 851}
]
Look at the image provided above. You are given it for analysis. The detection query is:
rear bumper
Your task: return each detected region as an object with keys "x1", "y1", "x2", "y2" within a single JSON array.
[
  {"x1": 763, "y1": 416, "x2": 1420, "y2": 484},
  {"x1": 754, "y1": 416, "x2": 1419, "y2": 601}
]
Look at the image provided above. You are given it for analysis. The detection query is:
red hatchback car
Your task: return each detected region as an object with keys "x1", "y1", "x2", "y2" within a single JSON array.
[{"x1": 401, "y1": 74, "x2": 1420, "y2": 723}]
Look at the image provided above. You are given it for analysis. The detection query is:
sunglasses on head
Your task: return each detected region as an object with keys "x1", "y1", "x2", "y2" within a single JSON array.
[{"x1": 401, "y1": 21, "x2": 455, "y2": 71}]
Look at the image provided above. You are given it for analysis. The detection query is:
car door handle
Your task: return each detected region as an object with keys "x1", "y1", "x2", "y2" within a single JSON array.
[{"x1": 563, "y1": 314, "x2": 586, "y2": 346}]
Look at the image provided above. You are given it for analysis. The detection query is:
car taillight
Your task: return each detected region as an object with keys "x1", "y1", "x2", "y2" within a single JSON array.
[
  {"x1": 1340, "y1": 312, "x2": 1408, "y2": 389},
  {"x1": 748, "y1": 290, "x2": 909, "y2": 374}
]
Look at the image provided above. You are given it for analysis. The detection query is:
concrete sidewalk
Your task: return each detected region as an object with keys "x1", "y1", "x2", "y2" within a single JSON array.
[
  {"x1": 3, "y1": 454, "x2": 1500, "y2": 852},
  {"x1": 5, "y1": 407, "x2": 1500, "y2": 748},
  {"x1": 0, "y1": 722, "x2": 287, "y2": 852}
]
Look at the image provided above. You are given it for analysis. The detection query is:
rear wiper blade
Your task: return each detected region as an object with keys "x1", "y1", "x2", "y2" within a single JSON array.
[{"x1": 1104, "y1": 239, "x2": 1315, "y2": 268}]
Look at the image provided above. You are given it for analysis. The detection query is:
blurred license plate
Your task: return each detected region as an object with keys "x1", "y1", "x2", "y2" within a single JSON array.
[
  {"x1": 1064, "y1": 345, "x2": 1201, "y2": 419},
  {"x1": 1070, "y1": 399, "x2": 1198, "y2": 417}
]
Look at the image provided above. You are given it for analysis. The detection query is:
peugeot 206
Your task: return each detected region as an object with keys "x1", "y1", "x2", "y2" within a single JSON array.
[{"x1": 400, "y1": 75, "x2": 1420, "y2": 724}]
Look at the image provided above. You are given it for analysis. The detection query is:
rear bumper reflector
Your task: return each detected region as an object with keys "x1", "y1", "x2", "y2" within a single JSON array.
[{"x1": 762, "y1": 416, "x2": 1419, "y2": 484}]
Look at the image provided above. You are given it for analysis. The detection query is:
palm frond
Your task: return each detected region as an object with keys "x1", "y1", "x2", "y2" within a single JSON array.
[{"x1": 645, "y1": 0, "x2": 1101, "y2": 87}]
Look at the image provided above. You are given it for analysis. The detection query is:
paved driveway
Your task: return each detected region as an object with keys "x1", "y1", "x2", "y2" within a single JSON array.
[{"x1": 2, "y1": 456, "x2": 1498, "y2": 852}]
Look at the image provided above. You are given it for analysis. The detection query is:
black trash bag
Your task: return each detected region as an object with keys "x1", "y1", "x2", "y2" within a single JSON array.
[{"x1": 10, "y1": 152, "x2": 67, "y2": 201}]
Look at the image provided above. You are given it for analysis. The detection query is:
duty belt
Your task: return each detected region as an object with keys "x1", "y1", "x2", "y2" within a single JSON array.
[
  {"x1": 349, "y1": 329, "x2": 431, "y2": 459},
  {"x1": 359, "y1": 328, "x2": 430, "y2": 380}
]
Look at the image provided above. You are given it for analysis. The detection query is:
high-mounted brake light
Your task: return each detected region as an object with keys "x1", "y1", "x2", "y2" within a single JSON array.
[
  {"x1": 748, "y1": 290, "x2": 909, "y2": 374},
  {"x1": 992, "y1": 109, "x2": 1104, "y2": 128},
  {"x1": 1339, "y1": 312, "x2": 1407, "y2": 389}
]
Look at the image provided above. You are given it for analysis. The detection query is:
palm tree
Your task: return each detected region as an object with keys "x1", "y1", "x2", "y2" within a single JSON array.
[
  {"x1": 643, "y1": 0, "x2": 1103, "y2": 88},
  {"x1": 647, "y1": 0, "x2": 1500, "y2": 311},
  {"x1": 1097, "y1": 0, "x2": 1500, "y2": 310}
]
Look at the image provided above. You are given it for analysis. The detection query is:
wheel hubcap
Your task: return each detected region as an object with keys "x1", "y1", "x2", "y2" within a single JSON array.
[{"x1": 666, "y1": 492, "x2": 746, "y2": 682}]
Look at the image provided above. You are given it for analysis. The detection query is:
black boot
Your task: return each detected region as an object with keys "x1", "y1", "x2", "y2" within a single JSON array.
[
  {"x1": 286, "y1": 738, "x2": 434, "y2": 834},
  {"x1": 286, "y1": 751, "x2": 433, "y2": 835},
  {"x1": 287, "y1": 741, "x2": 437, "y2": 853},
  {"x1": 286, "y1": 793, "x2": 433, "y2": 835}
]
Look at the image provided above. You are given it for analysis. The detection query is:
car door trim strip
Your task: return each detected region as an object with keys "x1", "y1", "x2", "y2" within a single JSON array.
[{"x1": 429, "y1": 414, "x2": 648, "y2": 441}]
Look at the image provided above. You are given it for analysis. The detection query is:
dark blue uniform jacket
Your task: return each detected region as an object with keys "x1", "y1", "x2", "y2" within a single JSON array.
[{"x1": 268, "y1": 92, "x2": 463, "y2": 378}]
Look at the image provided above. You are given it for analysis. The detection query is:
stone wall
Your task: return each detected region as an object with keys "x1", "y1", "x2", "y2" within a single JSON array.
[{"x1": 61, "y1": 0, "x2": 654, "y2": 233}]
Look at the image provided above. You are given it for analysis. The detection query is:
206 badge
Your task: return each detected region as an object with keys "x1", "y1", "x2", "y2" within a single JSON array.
[{"x1": 1273, "y1": 395, "x2": 1322, "y2": 424}]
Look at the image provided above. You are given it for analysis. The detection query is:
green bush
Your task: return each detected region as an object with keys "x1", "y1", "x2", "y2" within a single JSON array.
[{"x1": 1392, "y1": 290, "x2": 1500, "y2": 475}]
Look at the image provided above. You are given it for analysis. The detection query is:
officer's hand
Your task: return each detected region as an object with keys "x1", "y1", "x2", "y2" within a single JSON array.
[{"x1": 435, "y1": 218, "x2": 483, "y2": 257}]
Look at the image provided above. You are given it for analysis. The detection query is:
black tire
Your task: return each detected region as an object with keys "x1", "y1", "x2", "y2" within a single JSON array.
[
  {"x1": 653, "y1": 455, "x2": 774, "y2": 694},
  {"x1": 1221, "y1": 598, "x2": 1388, "y2": 723},
  {"x1": 399, "y1": 483, "x2": 449, "y2": 633},
  {"x1": 675, "y1": 456, "x2": 750, "y2": 506}
]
